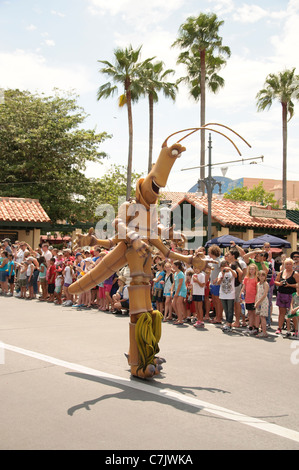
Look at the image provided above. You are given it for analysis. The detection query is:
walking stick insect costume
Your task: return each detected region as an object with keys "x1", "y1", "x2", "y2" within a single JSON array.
[{"x1": 69, "y1": 124, "x2": 251, "y2": 379}]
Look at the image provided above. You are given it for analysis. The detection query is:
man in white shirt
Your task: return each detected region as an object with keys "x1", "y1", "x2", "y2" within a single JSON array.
[{"x1": 41, "y1": 243, "x2": 52, "y2": 267}]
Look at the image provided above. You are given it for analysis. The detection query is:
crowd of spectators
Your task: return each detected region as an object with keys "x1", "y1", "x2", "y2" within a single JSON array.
[{"x1": 1, "y1": 237, "x2": 299, "y2": 339}]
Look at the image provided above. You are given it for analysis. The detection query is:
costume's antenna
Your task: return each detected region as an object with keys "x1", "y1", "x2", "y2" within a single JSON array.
[{"x1": 162, "y1": 123, "x2": 251, "y2": 156}]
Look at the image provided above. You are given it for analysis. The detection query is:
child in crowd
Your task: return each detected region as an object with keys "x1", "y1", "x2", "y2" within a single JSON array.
[
  {"x1": 217, "y1": 260, "x2": 237, "y2": 332},
  {"x1": 153, "y1": 261, "x2": 165, "y2": 315},
  {"x1": 162, "y1": 262, "x2": 174, "y2": 321},
  {"x1": 7, "y1": 253, "x2": 15, "y2": 296},
  {"x1": 54, "y1": 268, "x2": 63, "y2": 305},
  {"x1": 26, "y1": 257, "x2": 35, "y2": 299},
  {"x1": 47, "y1": 257, "x2": 56, "y2": 303},
  {"x1": 240, "y1": 263, "x2": 258, "y2": 335},
  {"x1": 19, "y1": 261, "x2": 28, "y2": 299},
  {"x1": 255, "y1": 270, "x2": 269, "y2": 338},
  {"x1": 185, "y1": 270, "x2": 194, "y2": 322},
  {"x1": 103, "y1": 272, "x2": 117, "y2": 311},
  {"x1": 38, "y1": 256, "x2": 47, "y2": 301},
  {"x1": 112, "y1": 276, "x2": 126, "y2": 313},
  {"x1": 113, "y1": 277, "x2": 129, "y2": 313},
  {"x1": 63, "y1": 261, "x2": 74, "y2": 304},
  {"x1": 171, "y1": 261, "x2": 187, "y2": 325},
  {"x1": 191, "y1": 267, "x2": 206, "y2": 328}
]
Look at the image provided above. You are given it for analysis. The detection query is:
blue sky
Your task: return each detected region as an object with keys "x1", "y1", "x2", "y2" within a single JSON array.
[{"x1": 1, "y1": 0, "x2": 299, "y2": 194}]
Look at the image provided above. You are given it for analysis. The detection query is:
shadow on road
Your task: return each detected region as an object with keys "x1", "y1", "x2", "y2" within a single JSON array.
[{"x1": 66, "y1": 371, "x2": 230, "y2": 417}]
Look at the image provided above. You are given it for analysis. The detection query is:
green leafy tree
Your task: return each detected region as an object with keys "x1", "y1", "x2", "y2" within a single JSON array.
[
  {"x1": 172, "y1": 13, "x2": 231, "y2": 192},
  {"x1": 86, "y1": 164, "x2": 142, "y2": 213},
  {"x1": 224, "y1": 181, "x2": 278, "y2": 206},
  {"x1": 139, "y1": 60, "x2": 178, "y2": 173},
  {"x1": 0, "y1": 89, "x2": 110, "y2": 222},
  {"x1": 84, "y1": 165, "x2": 142, "y2": 237},
  {"x1": 97, "y1": 45, "x2": 153, "y2": 200},
  {"x1": 256, "y1": 68, "x2": 299, "y2": 208}
]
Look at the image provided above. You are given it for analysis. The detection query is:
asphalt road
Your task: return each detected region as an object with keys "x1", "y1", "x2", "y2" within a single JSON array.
[{"x1": 1, "y1": 295, "x2": 299, "y2": 451}]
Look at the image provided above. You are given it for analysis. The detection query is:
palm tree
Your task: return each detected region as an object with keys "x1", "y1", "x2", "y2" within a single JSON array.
[
  {"x1": 172, "y1": 13, "x2": 231, "y2": 193},
  {"x1": 97, "y1": 45, "x2": 151, "y2": 200},
  {"x1": 140, "y1": 60, "x2": 178, "y2": 173},
  {"x1": 256, "y1": 68, "x2": 299, "y2": 208}
]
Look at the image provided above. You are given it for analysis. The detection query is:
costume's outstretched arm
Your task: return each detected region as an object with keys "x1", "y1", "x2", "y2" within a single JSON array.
[
  {"x1": 150, "y1": 237, "x2": 207, "y2": 271},
  {"x1": 68, "y1": 241, "x2": 127, "y2": 294},
  {"x1": 73, "y1": 227, "x2": 117, "y2": 250}
]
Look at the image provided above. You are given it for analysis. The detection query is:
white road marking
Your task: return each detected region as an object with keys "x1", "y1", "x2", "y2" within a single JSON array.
[{"x1": 3, "y1": 342, "x2": 299, "y2": 444}]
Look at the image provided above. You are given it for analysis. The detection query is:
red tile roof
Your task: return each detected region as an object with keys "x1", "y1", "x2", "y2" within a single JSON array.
[
  {"x1": 0, "y1": 197, "x2": 51, "y2": 223},
  {"x1": 160, "y1": 192, "x2": 299, "y2": 231}
]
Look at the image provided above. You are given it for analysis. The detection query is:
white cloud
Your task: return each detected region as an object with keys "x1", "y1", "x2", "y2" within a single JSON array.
[
  {"x1": 271, "y1": 13, "x2": 299, "y2": 69},
  {"x1": 207, "y1": 0, "x2": 234, "y2": 14},
  {"x1": 44, "y1": 39, "x2": 55, "y2": 47},
  {"x1": 51, "y1": 10, "x2": 66, "y2": 18},
  {"x1": 233, "y1": 4, "x2": 268, "y2": 23},
  {"x1": 87, "y1": 0, "x2": 184, "y2": 30},
  {"x1": 25, "y1": 24, "x2": 37, "y2": 31},
  {"x1": 232, "y1": 4, "x2": 288, "y2": 23},
  {"x1": 0, "y1": 50, "x2": 94, "y2": 95}
]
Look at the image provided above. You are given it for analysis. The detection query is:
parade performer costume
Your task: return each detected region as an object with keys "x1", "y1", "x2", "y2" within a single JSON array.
[{"x1": 69, "y1": 125, "x2": 249, "y2": 379}]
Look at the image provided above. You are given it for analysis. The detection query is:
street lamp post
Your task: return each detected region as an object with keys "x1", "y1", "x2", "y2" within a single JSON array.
[
  {"x1": 198, "y1": 133, "x2": 222, "y2": 241},
  {"x1": 179, "y1": 123, "x2": 264, "y2": 244}
]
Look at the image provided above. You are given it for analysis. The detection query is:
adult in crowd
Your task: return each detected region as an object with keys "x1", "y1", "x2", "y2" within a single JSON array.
[
  {"x1": 274, "y1": 257, "x2": 299, "y2": 336},
  {"x1": 291, "y1": 251, "x2": 299, "y2": 273}
]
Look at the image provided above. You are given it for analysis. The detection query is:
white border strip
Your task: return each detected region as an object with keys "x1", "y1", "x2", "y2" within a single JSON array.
[{"x1": 3, "y1": 342, "x2": 299, "y2": 444}]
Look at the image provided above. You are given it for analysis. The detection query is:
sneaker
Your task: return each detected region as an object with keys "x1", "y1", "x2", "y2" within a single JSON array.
[
  {"x1": 193, "y1": 321, "x2": 204, "y2": 328},
  {"x1": 257, "y1": 332, "x2": 269, "y2": 338},
  {"x1": 284, "y1": 331, "x2": 292, "y2": 339},
  {"x1": 222, "y1": 324, "x2": 232, "y2": 332},
  {"x1": 293, "y1": 331, "x2": 298, "y2": 339},
  {"x1": 275, "y1": 328, "x2": 282, "y2": 335}
]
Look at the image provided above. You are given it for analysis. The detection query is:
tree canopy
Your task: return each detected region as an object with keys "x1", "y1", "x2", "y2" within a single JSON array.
[
  {"x1": 223, "y1": 181, "x2": 278, "y2": 206},
  {"x1": 0, "y1": 89, "x2": 111, "y2": 222},
  {"x1": 256, "y1": 68, "x2": 299, "y2": 208}
]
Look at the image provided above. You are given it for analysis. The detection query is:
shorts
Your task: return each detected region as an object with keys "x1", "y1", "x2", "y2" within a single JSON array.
[
  {"x1": 121, "y1": 300, "x2": 129, "y2": 309},
  {"x1": 19, "y1": 278, "x2": 27, "y2": 288},
  {"x1": 48, "y1": 283, "x2": 55, "y2": 294},
  {"x1": 192, "y1": 294, "x2": 204, "y2": 302},
  {"x1": 27, "y1": 276, "x2": 34, "y2": 287},
  {"x1": 153, "y1": 287, "x2": 164, "y2": 303},
  {"x1": 39, "y1": 278, "x2": 47, "y2": 284},
  {"x1": 276, "y1": 292, "x2": 292, "y2": 309},
  {"x1": 104, "y1": 284, "x2": 112, "y2": 294},
  {"x1": 210, "y1": 284, "x2": 220, "y2": 296},
  {"x1": 8, "y1": 275, "x2": 15, "y2": 284},
  {"x1": 0, "y1": 271, "x2": 7, "y2": 282},
  {"x1": 55, "y1": 286, "x2": 62, "y2": 294},
  {"x1": 64, "y1": 283, "x2": 71, "y2": 288},
  {"x1": 246, "y1": 302, "x2": 255, "y2": 311}
]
